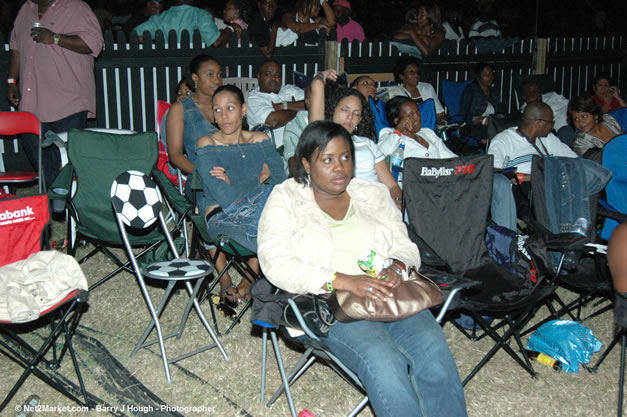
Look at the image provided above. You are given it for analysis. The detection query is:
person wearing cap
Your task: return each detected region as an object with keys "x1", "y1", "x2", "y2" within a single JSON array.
[
  {"x1": 7, "y1": 0, "x2": 104, "y2": 189},
  {"x1": 332, "y1": 0, "x2": 365, "y2": 43},
  {"x1": 123, "y1": 0, "x2": 164, "y2": 37}
]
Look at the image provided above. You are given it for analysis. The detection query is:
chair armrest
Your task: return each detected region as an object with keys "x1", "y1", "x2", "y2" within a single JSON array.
[
  {"x1": 598, "y1": 200, "x2": 627, "y2": 223},
  {"x1": 544, "y1": 232, "x2": 588, "y2": 251},
  {"x1": 152, "y1": 169, "x2": 194, "y2": 217},
  {"x1": 47, "y1": 164, "x2": 73, "y2": 199},
  {"x1": 524, "y1": 217, "x2": 588, "y2": 251},
  {"x1": 419, "y1": 266, "x2": 481, "y2": 291}
]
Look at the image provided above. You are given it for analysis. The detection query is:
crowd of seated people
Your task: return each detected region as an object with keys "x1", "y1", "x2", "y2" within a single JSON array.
[{"x1": 5, "y1": 1, "x2": 627, "y2": 413}]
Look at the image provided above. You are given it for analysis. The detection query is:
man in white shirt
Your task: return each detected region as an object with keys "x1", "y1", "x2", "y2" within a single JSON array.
[
  {"x1": 246, "y1": 60, "x2": 305, "y2": 149},
  {"x1": 519, "y1": 79, "x2": 575, "y2": 147},
  {"x1": 488, "y1": 101, "x2": 577, "y2": 227}
]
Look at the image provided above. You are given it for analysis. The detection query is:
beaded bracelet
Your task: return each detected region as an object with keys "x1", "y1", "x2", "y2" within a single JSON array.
[{"x1": 326, "y1": 273, "x2": 336, "y2": 292}]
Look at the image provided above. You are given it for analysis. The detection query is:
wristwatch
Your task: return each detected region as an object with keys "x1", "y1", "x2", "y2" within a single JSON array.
[{"x1": 53, "y1": 33, "x2": 60, "y2": 45}]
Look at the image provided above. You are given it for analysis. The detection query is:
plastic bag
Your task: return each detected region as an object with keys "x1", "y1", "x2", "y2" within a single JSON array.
[{"x1": 526, "y1": 320, "x2": 602, "y2": 373}]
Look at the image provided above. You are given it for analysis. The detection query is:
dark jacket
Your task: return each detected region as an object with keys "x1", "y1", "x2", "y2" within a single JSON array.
[{"x1": 459, "y1": 81, "x2": 504, "y2": 123}]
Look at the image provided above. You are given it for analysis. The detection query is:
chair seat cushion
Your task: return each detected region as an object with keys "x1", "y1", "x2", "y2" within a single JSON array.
[
  {"x1": 0, "y1": 171, "x2": 38, "y2": 182},
  {"x1": 143, "y1": 258, "x2": 213, "y2": 280}
]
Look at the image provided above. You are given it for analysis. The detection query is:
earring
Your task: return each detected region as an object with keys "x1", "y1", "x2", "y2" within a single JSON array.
[{"x1": 193, "y1": 80, "x2": 197, "y2": 89}]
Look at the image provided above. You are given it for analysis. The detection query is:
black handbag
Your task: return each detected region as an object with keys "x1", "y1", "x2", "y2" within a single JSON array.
[{"x1": 282, "y1": 293, "x2": 336, "y2": 337}]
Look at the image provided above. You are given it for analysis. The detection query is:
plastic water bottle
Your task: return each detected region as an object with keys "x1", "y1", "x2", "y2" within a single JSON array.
[
  {"x1": 524, "y1": 350, "x2": 561, "y2": 371},
  {"x1": 571, "y1": 217, "x2": 588, "y2": 236},
  {"x1": 390, "y1": 141, "x2": 405, "y2": 188}
]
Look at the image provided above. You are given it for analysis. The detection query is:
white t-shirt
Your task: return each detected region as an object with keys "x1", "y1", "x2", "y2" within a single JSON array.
[
  {"x1": 442, "y1": 22, "x2": 464, "y2": 41},
  {"x1": 488, "y1": 127, "x2": 577, "y2": 174},
  {"x1": 246, "y1": 84, "x2": 305, "y2": 147},
  {"x1": 384, "y1": 83, "x2": 445, "y2": 115},
  {"x1": 353, "y1": 135, "x2": 384, "y2": 182},
  {"x1": 520, "y1": 92, "x2": 570, "y2": 131},
  {"x1": 378, "y1": 127, "x2": 457, "y2": 159}
]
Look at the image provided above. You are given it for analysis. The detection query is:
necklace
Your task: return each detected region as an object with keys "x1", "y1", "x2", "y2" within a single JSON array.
[
  {"x1": 215, "y1": 133, "x2": 247, "y2": 159},
  {"x1": 192, "y1": 94, "x2": 214, "y2": 123}
]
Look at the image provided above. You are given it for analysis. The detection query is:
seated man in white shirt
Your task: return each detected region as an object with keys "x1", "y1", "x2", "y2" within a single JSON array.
[
  {"x1": 246, "y1": 60, "x2": 306, "y2": 150},
  {"x1": 488, "y1": 101, "x2": 577, "y2": 226},
  {"x1": 519, "y1": 79, "x2": 575, "y2": 147}
]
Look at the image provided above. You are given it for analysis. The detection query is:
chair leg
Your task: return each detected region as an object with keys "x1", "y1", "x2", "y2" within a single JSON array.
[
  {"x1": 131, "y1": 278, "x2": 174, "y2": 383},
  {"x1": 130, "y1": 281, "x2": 177, "y2": 358},
  {"x1": 268, "y1": 347, "x2": 316, "y2": 407},
  {"x1": 186, "y1": 281, "x2": 230, "y2": 362},
  {"x1": 260, "y1": 328, "x2": 268, "y2": 403},
  {"x1": 620, "y1": 333, "x2": 626, "y2": 417},
  {"x1": 593, "y1": 328, "x2": 626, "y2": 371},
  {"x1": 348, "y1": 396, "x2": 370, "y2": 417},
  {"x1": 463, "y1": 311, "x2": 537, "y2": 386},
  {"x1": 270, "y1": 330, "x2": 297, "y2": 417},
  {"x1": 0, "y1": 298, "x2": 88, "y2": 411}
]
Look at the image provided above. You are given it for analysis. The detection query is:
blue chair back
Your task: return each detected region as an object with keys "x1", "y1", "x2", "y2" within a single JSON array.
[
  {"x1": 442, "y1": 79, "x2": 472, "y2": 121},
  {"x1": 601, "y1": 133, "x2": 627, "y2": 240},
  {"x1": 419, "y1": 98, "x2": 437, "y2": 131},
  {"x1": 369, "y1": 96, "x2": 391, "y2": 138},
  {"x1": 609, "y1": 108, "x2": 627, "y2": 132}
]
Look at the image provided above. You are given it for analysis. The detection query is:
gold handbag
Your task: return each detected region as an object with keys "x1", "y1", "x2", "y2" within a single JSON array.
[{"x1": 328, "y1": 268, "x2": 444, "y2": 322}]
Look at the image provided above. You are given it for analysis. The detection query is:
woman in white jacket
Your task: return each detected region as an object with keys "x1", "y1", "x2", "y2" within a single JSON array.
[{"x1": 257, "y1": 121, "x2": 467, "y2": 417}]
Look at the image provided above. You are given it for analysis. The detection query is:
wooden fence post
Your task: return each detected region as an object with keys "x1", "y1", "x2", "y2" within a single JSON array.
[
  {"x1": 325, "y1": 40, "x2": 339, "y2": 71},
  {"x1": 534, "y1": 38, "x2": 547, "y2": 74}
]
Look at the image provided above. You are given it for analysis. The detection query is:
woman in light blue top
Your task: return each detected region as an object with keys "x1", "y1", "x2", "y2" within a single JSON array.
[
  {"x1": 196, "y1": 84, "x2": 286, "y2": 304},
  {"x1": 165, "y1": 54, "x2": 221, "y2": 211}
]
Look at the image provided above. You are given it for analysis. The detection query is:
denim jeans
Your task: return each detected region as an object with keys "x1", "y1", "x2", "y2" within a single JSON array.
[
  {"x1": 389, "y1": 41, "x2": 424, "y2": 58},
  {"x1": 323, "y1": 310, "x2": 468, "y2": 417},
  {"x1": 206, "y1": 184, "x2": 273, "y2": 252},
  {"x1": 22, "y1": 111, "x2": 87, "y2": 190},
  {"x1": 491, "y1": 173, "x2": 517, "y2": 231}
]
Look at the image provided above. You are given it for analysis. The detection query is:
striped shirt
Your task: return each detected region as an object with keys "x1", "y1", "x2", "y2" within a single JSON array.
[{"x1": 468, "y1": 18, "x2": 501, "y2": 39}]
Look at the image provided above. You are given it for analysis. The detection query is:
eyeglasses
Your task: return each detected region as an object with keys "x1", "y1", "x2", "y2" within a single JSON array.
[{"x1": 537, "y1": 118, "x2": 555, "y2": 125}]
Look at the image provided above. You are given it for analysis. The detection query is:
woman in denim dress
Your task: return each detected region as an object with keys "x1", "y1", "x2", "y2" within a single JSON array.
[
  {"x1": 165, "y1": 54, "x2": 222, "y2": 209},
  {"x1": 196, "y1": 85, "x2": 286, "y2": 303}
]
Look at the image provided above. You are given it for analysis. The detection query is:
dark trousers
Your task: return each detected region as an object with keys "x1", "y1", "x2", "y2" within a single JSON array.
[{"x1": 22, "y1": 111, "x2": 87, "y2": 190}]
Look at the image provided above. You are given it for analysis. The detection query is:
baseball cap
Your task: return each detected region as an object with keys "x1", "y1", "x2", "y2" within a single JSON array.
[{"x1": 333, "y1": 0, "x2": 351, "y2": 10}]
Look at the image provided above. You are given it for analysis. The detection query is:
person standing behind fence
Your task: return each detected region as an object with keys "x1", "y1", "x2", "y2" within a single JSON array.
[
  {"x1": 281, "y1": 0, "x2": 336, "y2": 45},
  {"x1": 468, "y1": 0, "x2": 501, "y2": 39},
  {"x1": 248, "y1": 0, "x2": 279, "y2": 59},
  {"x1": 391, "y1": 2, "x2": 445, "y2": 58},
  {"x1": 7, "y1": 0, "x2": 104, "y2": 190},
  {"x1": 123, "y1": 0, "x2": 164, "y2": 37},
  {"x1": 133, "y1": 0, "x2": 233, "y2": 47},
  {"x1": 332, "y1": 0, "x2": 365, "y2": 43}
]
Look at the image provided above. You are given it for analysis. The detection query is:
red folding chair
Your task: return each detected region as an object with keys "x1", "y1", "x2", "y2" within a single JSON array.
[
  {"x1": 156, "y1": 100, "x2": 185, "y2": 187},
  {"x1": 0, "y1": 194, "x2": 90, "y2": 412},
  {"x1": 0, "y1": 112, "x2": 42, "y2": 194}
]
